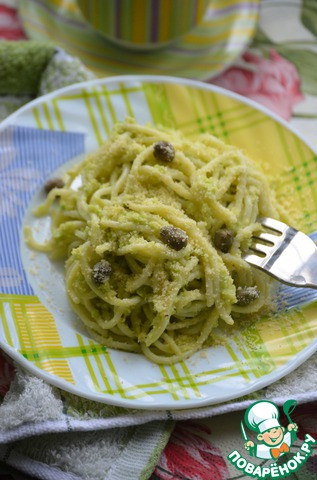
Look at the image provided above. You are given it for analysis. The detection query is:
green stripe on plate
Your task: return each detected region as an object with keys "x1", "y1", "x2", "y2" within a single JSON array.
[
  {"x1": 225, "y1": 343, "x2": 250, "y2": 382},
  {"x1": 0, "y1": 301, "x2": 13, "y2": 347},
  {"x1": 159, "y1": 365, "x2": 180, "y2": 401},
  {"x1": 52, "y1": 98, "x2": 65, "y2": 131},
  {"x1": 76, "y1": 333, "x2": 102, "y2": 392},
  {"x1": 83, "y1": 89, "x2": 104, "y2": 146},
  {"x1": 20, "y1": 344, "x2": 108, "y2": 360},
  {"x1": 239, "y1": 323, "x2": 276, "y2": 376}
]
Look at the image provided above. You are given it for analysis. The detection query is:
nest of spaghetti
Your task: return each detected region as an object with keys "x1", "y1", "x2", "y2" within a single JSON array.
[{"x1": 26, "y1": 119, "x2": 282, "y2": 364}]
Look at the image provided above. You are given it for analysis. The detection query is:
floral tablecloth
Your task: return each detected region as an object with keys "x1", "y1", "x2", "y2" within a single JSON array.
[{"x1": 1, "y1": 1, "x2": 317, "y2": 479}]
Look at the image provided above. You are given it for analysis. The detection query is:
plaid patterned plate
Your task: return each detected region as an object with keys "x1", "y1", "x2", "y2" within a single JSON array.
[{"x1": 0, "y1": 76, "x2": 316, "y2": 409}]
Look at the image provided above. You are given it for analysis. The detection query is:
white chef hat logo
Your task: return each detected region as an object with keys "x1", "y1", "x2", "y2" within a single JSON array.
[{"x1": 245, "y1": 400, "x2": 281, "y2": 433}]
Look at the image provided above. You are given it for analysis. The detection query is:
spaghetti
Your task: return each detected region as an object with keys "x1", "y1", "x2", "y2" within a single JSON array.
[{"x1": 25, "y1": 119, "x2": 281, "y2": 364}]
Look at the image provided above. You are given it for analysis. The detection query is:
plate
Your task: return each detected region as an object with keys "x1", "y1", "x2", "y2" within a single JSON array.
[
  {"x1": 18, "y1": 0, "x2": 259, "y2": 80},
  {"x1": 1, "y1": 76, "x2": 317, "y2": 410}
]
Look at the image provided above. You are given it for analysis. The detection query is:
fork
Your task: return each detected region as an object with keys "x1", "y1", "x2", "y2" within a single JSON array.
[{"x1": 243, "y1": 217, "x2": 317, "y2": 289}]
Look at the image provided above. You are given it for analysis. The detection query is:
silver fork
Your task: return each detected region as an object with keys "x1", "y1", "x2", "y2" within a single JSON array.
[{"x1": 243, "y1": 217, "x2": 317, "y2": 289}]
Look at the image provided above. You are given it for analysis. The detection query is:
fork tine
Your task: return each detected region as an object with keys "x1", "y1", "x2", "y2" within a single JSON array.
[
  {"x1": 250, "y1": 242, "x2": 273, "y2": 256},
  {"x1": 253, "y1": 232, "x2": 279, "y2": 244},
  {"x1": 258, "y1": 216, "x2": 289, "y2": 234},
  {"x1": 243, "y1": 253, "x2": 266, "y2": 268}
]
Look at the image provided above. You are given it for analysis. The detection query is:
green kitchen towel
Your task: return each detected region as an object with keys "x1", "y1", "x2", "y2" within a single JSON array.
[
  {"x1": 0, "y1": 41, "x2": 55, "y2": 95},
  {"x1": 0, "y1": 40, "x2": 94, "y2": 120}
]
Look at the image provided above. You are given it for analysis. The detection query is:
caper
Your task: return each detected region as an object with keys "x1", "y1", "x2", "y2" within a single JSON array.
[
  {"x1": 44, "y1": 177, "x2": 65, "y2": 194},
  {"x1": 153, "y1": 141, "x2": 175, "y2": 163},
  {"x1": 214, "y1": 228, "x2": 234, "y2": 253},
  {"x1": 160, "y1": 226, "x2": 188, "y2": 251},
  {"x1": 235, "y1": 286, "x2": 260, "y2": 306},
  {"x1": 92, "y1": 259, "x2": 112, "y2": 285}
]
